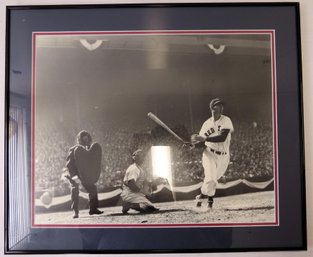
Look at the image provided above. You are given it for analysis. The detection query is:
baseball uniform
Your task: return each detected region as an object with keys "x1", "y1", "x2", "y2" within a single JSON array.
[{"x1": 199, "y1": 114, "x2": 234, "y2": 197}]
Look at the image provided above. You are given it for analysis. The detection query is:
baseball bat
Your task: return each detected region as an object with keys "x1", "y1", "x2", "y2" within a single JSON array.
[{"x1": 147, "y1": 112, "x2": 187, "y2": 144}]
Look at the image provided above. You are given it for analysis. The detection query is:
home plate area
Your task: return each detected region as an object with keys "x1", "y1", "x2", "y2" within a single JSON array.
[{"x1": 35, "y1": 191, "x2": 275, "y2": 226}]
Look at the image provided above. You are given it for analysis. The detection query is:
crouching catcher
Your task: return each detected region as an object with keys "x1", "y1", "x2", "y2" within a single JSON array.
[{"x1": 120, "y1": 149, "x2": 159, "y2": 214}]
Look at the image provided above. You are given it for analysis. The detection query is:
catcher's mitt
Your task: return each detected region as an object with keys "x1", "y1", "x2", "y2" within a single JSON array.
[{"x1": 141, "y1": 180, "x2": 153, "y2": 197}]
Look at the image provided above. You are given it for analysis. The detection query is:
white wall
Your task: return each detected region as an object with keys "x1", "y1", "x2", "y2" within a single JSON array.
[{"x1": 1, "y1": 0, "x2": 312, "y2": 256}]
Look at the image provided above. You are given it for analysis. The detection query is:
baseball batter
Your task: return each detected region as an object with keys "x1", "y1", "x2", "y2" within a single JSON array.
[{"x1": 191, "y1": 98, "x2": 234, "y2": 208}]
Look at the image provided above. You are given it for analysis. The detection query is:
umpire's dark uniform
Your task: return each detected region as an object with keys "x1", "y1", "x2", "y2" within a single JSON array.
[{"x1": 66, "y1": 145, "x2": 101, "y2": 218}]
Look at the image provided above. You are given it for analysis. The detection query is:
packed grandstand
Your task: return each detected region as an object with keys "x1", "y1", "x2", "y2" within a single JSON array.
[{"x1": 34, "y1": 118, "x2": 274, "y2": 199}]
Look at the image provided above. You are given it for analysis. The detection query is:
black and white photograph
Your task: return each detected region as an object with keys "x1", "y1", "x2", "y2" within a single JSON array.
[
  {"x1": 5, "y1": 2, "x2": 308, "y2": 253},
  {"x1": 32, "y1": 31, "x2": 278, "y2": 227}
]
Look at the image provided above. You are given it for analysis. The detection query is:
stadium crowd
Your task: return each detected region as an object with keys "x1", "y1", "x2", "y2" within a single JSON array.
[{"x1": 34, "y1": 118, "x2": 273, "y2": 197}]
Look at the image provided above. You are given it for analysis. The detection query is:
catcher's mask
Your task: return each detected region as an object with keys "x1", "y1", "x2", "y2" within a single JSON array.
[{"x1": 76, "y1": 130, "x2": 92, "y2": 147}]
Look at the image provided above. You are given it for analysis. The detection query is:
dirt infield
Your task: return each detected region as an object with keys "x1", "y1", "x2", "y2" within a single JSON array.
[{"x1": 34, "y1": 191, "x2": 276, "y2": 226}]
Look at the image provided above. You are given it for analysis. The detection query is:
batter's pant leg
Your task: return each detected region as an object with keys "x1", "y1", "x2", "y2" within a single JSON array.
[{"x1": 201, "y1": 150, "x2": 218, "y2": 197}]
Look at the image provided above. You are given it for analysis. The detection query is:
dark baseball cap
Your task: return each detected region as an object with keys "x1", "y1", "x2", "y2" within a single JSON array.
[
  {"x1": 77, "y1": 130, "x2": 91, "y2": 140},
  {"x1": 209, "y1": 98, "x2": 223, "y2": 109},
  {"x1": 132, "y1": 149, "x2": 143, "y2": 157}
]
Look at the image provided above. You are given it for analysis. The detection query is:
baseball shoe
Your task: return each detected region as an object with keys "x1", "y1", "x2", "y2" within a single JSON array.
[
  {"x1": 195, "y1": 194, "x2": 207, "y2": 207},
  {"x1": 89, "y1": 209, "x2": 103, "y2": 215},
  {"x1": 73, "y1": 210, "x2": 79, "y2": 219},
  {"x1": 208, "y1": 197, "x2": 214, "y2": 209},
  {"x1": 144, "y1": 206, "x2": 160, "y2": 213},
  {"x1": 122, "y1": 202, "x2": 131, "y2": 215},
  {"x1": 196, "y1": 201, "x2": 202, "y2": 207}
]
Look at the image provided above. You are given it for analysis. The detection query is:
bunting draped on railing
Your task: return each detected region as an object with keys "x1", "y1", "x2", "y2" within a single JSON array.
[
  {"x1": 35, "y1": 188, "x2": 123, "y2": 208},
  {"x1": 36, "y1": 178, "x2": 274, "y2": 209},
  {"x1": 242, "y1": 178, "x2": 274, "y2": 189}
]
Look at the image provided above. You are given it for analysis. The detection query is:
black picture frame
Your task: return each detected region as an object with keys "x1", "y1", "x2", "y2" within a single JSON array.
[{"x1": 4, "y1": 3, "x2": 306, "y2": 253}]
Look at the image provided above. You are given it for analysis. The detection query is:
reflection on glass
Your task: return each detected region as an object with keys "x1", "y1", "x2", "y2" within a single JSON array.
[{"x1": 151, "y1": 146, "x2": 172, "y2": 187}]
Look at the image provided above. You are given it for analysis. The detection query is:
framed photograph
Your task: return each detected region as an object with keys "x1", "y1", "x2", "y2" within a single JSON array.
[{"x1": 5, "y1": 2, "x2": 306, "y2": 253}]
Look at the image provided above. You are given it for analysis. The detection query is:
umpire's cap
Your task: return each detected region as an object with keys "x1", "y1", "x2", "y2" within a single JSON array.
[
  {"x1": 77, "y1": 130, "x2": 91, "y2": 139},
  {"x1": 76, "y1": 130, "x2": 92, "y2": 145},
  {"x1": 209, "y1": 98, "x2": 223, "y2": 109}
]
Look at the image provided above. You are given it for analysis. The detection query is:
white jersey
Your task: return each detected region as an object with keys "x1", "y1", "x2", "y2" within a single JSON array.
[
  {"x1": 199, "y1": 115, "x2": 234, "y2": 154},
  {"x1": 123, "y1": 163, "x2": 146, "y2": 189}
]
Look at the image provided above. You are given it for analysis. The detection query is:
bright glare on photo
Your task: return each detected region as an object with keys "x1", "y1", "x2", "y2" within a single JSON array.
[{"x1": 151, "y1": 146, "x2": 172, "y2": 185}]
